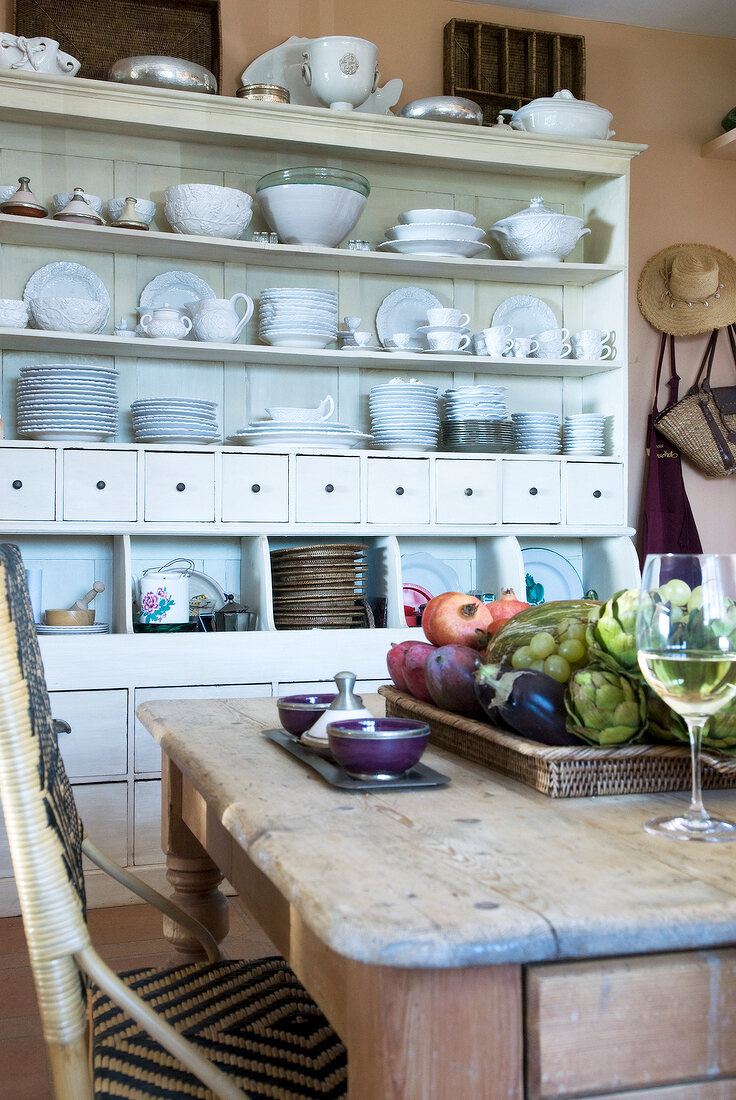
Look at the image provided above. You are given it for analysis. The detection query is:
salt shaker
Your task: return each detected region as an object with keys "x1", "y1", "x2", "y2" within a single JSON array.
[{"x1": 306, "y1": 671, "x2": 372, "y2": 742}]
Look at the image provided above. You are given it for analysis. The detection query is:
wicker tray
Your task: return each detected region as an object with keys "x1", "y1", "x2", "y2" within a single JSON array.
[
  {"x1": 379, "y1": 685, "x2": 736, "y2": 799},
  {"x1": 444, "y1": 18, "x2": 585, "y2": 127}
]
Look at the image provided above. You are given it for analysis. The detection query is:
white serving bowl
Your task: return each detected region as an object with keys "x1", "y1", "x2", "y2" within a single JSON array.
[
  {"x1": 29, "y1": 296, "x2": 108, "y2": 334},
  {"x1": 52, "y1": 191, "x2": 104, "y2": 215},
  {"x1": 501, "y1": 90, "x2": 614, "y2": 140},
  {"x1": 399, "y1": 208, "x2": 476, "y2": 226},
  {"x1": 385, "y1": 223, "x2": 485, "y2": 242},
  {"x1": 163, "y1": 183, "x2": 253, "y2": 239},
  {"x1": 106, "y1": 197, "x2": 157, "y2": 225},
  {"x1": 488, "y1": 196, "x2": 590, "y2": 263},
  {"x1": 256, "y1": 166, "x2": 369, "y2": 247},
  {"x1": 0, "y1": 298, "x2": 29, "y2": 327},
  {"x1": 0, "y1": 183, "x2": 19, "y2": 204}
]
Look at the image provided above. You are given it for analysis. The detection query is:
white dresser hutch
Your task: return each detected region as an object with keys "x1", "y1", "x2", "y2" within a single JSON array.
[{"x1": 0, "y1": 72, "x2": 644, "y2": 913}]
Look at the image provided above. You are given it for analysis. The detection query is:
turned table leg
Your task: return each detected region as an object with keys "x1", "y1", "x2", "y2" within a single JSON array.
[{"x1": 161, "y1": 754, "x2": 230, "y2": 963}]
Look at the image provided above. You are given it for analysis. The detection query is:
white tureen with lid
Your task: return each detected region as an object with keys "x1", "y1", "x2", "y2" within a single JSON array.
[
  {"x1": 500, "y1": 90, "x2": 614, "y2": 140},
  {"x1": 488, "y1": 196, "x2": 590, "y2": 263}
]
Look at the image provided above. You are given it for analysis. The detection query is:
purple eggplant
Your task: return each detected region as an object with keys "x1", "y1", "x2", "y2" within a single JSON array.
[{"x1": 474, "y1": 662, "x2": 581, "y2": 746}]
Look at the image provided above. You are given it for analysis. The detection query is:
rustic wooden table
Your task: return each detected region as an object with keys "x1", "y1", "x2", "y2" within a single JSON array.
[{"x1": 136, "y1": 694, "x2": 736, "y2": 1100}]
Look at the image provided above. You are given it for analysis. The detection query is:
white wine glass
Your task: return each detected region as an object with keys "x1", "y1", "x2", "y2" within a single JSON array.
[{"x1": 636, "y1": 553, "x2": 736, "y2": 841}]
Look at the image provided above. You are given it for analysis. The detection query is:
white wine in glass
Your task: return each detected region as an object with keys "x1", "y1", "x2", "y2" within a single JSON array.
[{"x1": 636, "y1": 554, "x2": 736, "y2": 841}]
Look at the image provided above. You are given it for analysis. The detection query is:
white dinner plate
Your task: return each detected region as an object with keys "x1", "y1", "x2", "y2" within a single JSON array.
[
  {"x1": 375, "y1": 287, "x2": 443, "y2": 350},
  {"x1": 521, "y1": 548, "x2": 584, "y2": 605},
  {"x1": 400, "y1": 551, "x2": 459, "y2": 596},
  {"x1": 492, "y1": 295, "x2": 558, "y2": 338},
  {"x1": 139, "y1": 271, "x2": 216, "y2": 311}
]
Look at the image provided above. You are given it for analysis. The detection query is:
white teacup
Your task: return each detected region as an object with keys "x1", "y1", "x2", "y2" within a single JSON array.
[
  {"x1": 534, "y1": 333, "x2": 572, "y2": 359},
  {"x1": 343, "y1": 315, "x2": 361, "y2": 331},
  {"x1": 574, "y1": 328, "x2": 611, "y2": 344},
  {"x1": 427, "y1": 331, "x2": 470, "y2": 352},
  {"x1": 385, "y1": 332, "x2": 414, "y2": 351},
  {"x1": 426, "y1": 307, "x2": 471, "y2": 329},
  {"x1": 510, "y1": 337, "x2": 539, "y2": 358},
  {"x1": 472, "y1": 332, "x2": 487, "y2": 355},
  {"x1": 480, "y1": 324, "x2": 513, "y2": 356},
  {"x1": 0, "y1": 298, "x2": 29, "y2": 328},
  {"x1": 571, "y1": 329, "x2": 613, "y2": 360},
  {"x1": 352, "y1": 331, "x2": 374, "y2": 346}
]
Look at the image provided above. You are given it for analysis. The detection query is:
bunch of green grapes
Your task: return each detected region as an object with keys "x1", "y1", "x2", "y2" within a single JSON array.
[{"x1": 509, "y1": 621, "x2": 588, "y2": 682}]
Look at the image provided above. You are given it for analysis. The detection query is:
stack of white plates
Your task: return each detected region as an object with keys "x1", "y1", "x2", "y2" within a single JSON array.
[
  {"x1": 512, "y1": 412, "x2": 561, "y2": 454},
  {"x1": 258, "y1": 288, "x2": 338, "y2": 348},
  {"x1": 378, "y1": 210, "x2": 490, "y2": 259},
  {"x1": 36, "y1": 623, "x2": 110, "y2": 635},
  {"x1": 443, "y1": 420, "x2": 514, "y2": 453},
  {"x1": 131, "y1": 398, "x2": 219, "y2": 444},
  {"x1": 563, "y1": 413, "x2": 607, "y2": 455},
  {"x1": 17, "y1": 363, "x2": 118, "y2": 441},
  {"x1": 369, "y1": 381, "x2": 440, "y2": 451},
  {"x1": 230, "y1": 421, "x2": 369, "y2": 450},
  {"x1": 443, "y1": 385, "x2": 507, "y2": 421}
]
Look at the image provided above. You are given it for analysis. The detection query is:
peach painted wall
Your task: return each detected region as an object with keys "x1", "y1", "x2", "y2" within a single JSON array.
[{"x1": 3, "y1": 0, "x2": 736, "y2": 550}]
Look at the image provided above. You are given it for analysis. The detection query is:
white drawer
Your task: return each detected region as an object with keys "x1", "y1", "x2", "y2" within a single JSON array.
[
  {"x1": 502, "y1": 461, "x2": 561, "y2": 524},
  {"x1": 0, "y1": 448, "x2": 55, "y2": 520},
  {"x1": 77, "y1": 782, "x2": 128, "y2": 868},
  {"x1": 221, "y1": 452, "x2": 288, "y2": 522},
  {"x1": 566, "y1": 462, "x2": 624, "y2": 526},
  {"x1": 367, "y1": 458, "x2": 430, "y2": 524},
  {"x1": 63, "y1": 449, "x2": 137, "y2": 521},
  {"x1": 133, "y1": 779, "x2": 162, "y2": 866},
  {"x1": 144, "y1": 451, "x2": 215, "y2": 521},
  {"x1": 436, "y1": 459, "x2": 498, "y2": 524},
  {"x1": 50, "y1": 689, "x2": 128, "y2": 779},
  {"x1": 295, "y1": 455, "x2": 360, "y2": 523}
]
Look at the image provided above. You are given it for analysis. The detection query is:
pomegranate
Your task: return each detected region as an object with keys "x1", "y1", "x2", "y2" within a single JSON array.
[
  {"x1": 402, "y1": 641, "x2": 437, "y2": 702},
  {"x1": 386, "y1": 640, "x2": 418, "y2": 691},
  {"x1": 421, "y1": 592, "x2": 493, "y2": 651},
  {"x1": 487, "y1": 588, "x2": 530, "y2": 637}
]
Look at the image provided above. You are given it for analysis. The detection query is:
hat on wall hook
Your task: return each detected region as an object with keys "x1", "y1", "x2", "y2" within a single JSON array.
[{"x1": 637, "y1": 242, "x2": 736, "y2": 335}]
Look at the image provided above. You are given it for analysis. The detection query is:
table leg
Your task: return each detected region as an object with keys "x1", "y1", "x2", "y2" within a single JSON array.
[{"x1": 161, "y1": 754, "x2": 230, "y2": 962}]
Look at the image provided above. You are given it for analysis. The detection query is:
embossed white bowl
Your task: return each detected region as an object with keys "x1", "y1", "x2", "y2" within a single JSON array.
[
  {"x1": 106, "y1": 197, "x2": 157, "y2": 225},
  {"x1": 163, "y1": 184, "x2": 253, "y2": 239},
  {"x1": 0, "y1": 298, "x2": 29, "y2": 328},
  {"x1": 29, "y1": 296, "x2": 108, "y2": 334}
]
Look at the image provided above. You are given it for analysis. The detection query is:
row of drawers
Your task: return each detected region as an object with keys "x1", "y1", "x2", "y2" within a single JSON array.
[{"x1": 0, "y1": 448, "x2": 624, "y2": 526}]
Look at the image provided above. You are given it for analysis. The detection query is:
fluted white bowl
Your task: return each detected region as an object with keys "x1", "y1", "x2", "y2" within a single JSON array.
[
  {"x1": 106, "y1": 197, "x2": 157, "y2": 225},
  {"x1": 29, "y1": 296, "x2": 108, "y2": 334},
  {"x1": 164, "y1": 183, "x2": 253, "y2": 239}
]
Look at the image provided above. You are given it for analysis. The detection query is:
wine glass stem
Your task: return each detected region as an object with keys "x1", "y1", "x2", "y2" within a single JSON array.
[{"x1": 684, "y1": 718, "x2": 709, "y2": 824}]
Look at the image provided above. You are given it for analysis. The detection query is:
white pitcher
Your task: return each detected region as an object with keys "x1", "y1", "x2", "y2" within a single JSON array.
[
  {"x1": 189, "y1": 293, "x2": 254, "y2": 343},
  {"x1": 132, "y1": 559, "x2": 193, "y2": 625}
]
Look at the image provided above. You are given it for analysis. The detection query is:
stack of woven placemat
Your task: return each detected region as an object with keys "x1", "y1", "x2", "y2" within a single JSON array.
[{"x1": 270, "y1": 543, "x2": 373, "y2": 629}]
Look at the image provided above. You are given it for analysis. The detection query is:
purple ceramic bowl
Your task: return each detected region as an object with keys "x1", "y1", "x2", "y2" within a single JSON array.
[
  {"x1": 326, "y1": 717, "x2": 430, "y2": 780},
  {"x1": 277, "y1": 693, "x2": 337, "y2": 737}
]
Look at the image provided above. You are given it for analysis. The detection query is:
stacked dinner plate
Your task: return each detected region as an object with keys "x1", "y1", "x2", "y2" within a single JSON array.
[
  {"x1": 442, "y1": 385, "x2": 511, "y2": 452},
  {"x1": 131, "y1": 398, "x2": 220, "y2": 444},
  {"x1": 258, "y1": 287, "x2": 338, "y2": 348},
  {"x1": 563, "y1": 413, "x2": 608, "y2": 455},
  {"x1": 230, "y1": 420, "x2": 368, "y2": 450},
  {"x1": 369, "y1": 380, "x2": 440, "y2": 451},
  {"x1": 270, "y1": 543, "x2": 370, "y2": 629},
  {"x1": 378, "y1": 209, "x2": 489, "y2": 259},
  {"x1": 512, "y1": 412, "x2": 561, "y2": 454},
  {"x1": 36, "y1": 623, "x2": 110, "y2": 635},
  {"x1": 17, "y1": 363, "x2": 118, "y2": 441},
  {"x1": 443, "y1": 385, "x2": 507, "y2": 421}
]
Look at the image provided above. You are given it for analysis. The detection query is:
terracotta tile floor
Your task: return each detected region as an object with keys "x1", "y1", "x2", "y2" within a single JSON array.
[{"x1": 0, "y1": 899, "x2": 275, "y2": 1099}]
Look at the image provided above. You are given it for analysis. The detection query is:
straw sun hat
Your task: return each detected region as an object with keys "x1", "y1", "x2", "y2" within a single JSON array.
[{"x1": 637, "y1": 243, "x2": 736, "y2": 335}]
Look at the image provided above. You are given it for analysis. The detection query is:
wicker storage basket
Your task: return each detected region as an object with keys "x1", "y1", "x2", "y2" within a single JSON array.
[
  {"x1": 379, "y1": 685, "x2": 736, "y2": 799},
  {"x1": 444, "y1": 18, "x2": 585, "y2": 127}
]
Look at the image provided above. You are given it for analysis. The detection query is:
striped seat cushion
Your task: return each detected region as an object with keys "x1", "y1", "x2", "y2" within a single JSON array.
[{"x1": 91, "y1": 956, "x2": 347, "y2": 1099}]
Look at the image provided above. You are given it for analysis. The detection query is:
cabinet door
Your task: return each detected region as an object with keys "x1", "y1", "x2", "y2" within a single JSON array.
[
  {"x1": 367, "y1": 458, "x2": 430, "y2": 524},
  {"x1": 63, "y1": 449, "x2": 137, "y2": 521},
  {"x1": 0, "y1": 448, "x2": 55, "y2": 520},
  {"x1": 295, "y1": 455, "x2": 360, "y2": 523},
  {"x1": 50, "y1": 689, "x2": 128, "y2": 778},
  {"x1": 77, "y1": 782, "x2": 128, "y2": 868},
  {"x1": 133, "y1": 779, "x2": 162, "y2": 866},
  {"x1": 436, "y1": 459, "x2": 498, "y2": 524},
  {"x1": 144, "y1": 452, "x2": 215, "y2": 521},
  {"x1": 502, "y1": 461, "x2": 561, "y2": 524},
  {"x1": 566, "y1": 463, "x2": 624, "y2": 526},
  {"x1": 222, "y1": 453, "x2": 288, "y2": 522}
]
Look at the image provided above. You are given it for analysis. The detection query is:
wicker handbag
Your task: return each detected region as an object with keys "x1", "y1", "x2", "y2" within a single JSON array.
[{"x1": 654, "y1": 326, "x2": 736, "y2": 478}]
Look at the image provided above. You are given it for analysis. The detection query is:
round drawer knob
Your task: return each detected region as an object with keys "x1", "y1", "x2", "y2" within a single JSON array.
[
  {"x1": 11, "y1": 479, "x2": 22, "y2": 490},
  {"x1": 176, "y1": 482, "x2": 186, "y2": 492},
  {"x1": 325, "y1": 483, "x2": 335, "y2": 493},
  {"x1": 395, "y1": 486, "x2": 405, "y2": 496},
  {"x1": 96, "y1": 480, "x2": 106, "y2": 490},
  {"x1": 592, "y1": 489, "x2": 602, "y2": 498},
  {"x1": 529, "y1": 486, "x2": 538, "y2": 496},
  {"x1": 464, "y1": 488, "x2": 473, "y2": 497},
  {"x1": 251, "y1": 483, "x2": 261, "y2": 493}
]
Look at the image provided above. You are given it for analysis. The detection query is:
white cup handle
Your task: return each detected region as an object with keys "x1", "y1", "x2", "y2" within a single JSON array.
[
  {"x1": 301, "y1": 53, "x2": 312, "y2": 87},
  {"x1": 503, "y1": 324, "x2": 513, "y2": 337},
  {"x1": 230, "y1": 292, "x2": 254, "y2": 340},
  {"x1": 458, "y1": 334, "x2": 470, "y2": 351},
  {"x1": 560, "y1": 342, "x2": 572, "y2": 358},
  {"x1": 504, "y1": 338, "x2": 514, "y2": 354},
  {"x1": 560, "y1": 328, "x2": 569, "y2": 340},
  {"x1": 601, "y1": 330, "x2": 612, "y2": 343},
  {"x1": 529, "y1": 340, "x2": 539, "y2": 354},
  {"x1": 458, "y1": 312, "x2": 471, "y2": 329},
  {"x1": 600, "y1": 344, "x2": 613, "y2": 359},
  {"x1": 180, "y1": 316, "x2": 192, "y2": 333},
  {"x1": 319, "y1": 394, "x2": 336, "y2": 420},
  {"x1": 371, "y1": 66, "x2": 380, "y2": 94}
]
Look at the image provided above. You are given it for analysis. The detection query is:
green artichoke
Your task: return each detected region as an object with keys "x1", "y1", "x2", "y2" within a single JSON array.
[
  {"x1": 565, "y1": 663, "x2": 647, "y2": 745},
  {"x1": 644, "y1": 687, "x2": 687, "y2": 742},
  {"x1": 586, "y1": 588, "x2": 640, "y2": 670}
]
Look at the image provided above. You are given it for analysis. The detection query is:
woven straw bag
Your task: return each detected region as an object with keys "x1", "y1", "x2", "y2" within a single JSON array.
[{"x1": 655, "y1": 326, "x2": 736, "y2": 478}]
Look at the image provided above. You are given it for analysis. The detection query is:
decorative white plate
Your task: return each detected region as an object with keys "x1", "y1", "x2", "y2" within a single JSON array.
[
  {"x1": 400, "y1": 551, "x2": 459, "y2": 596},
  {"x1": 492, "y1": 295, "x2": 558, "y2": 339},
  {"x1": 522, "y1": 547, "x2": 584, "y2": 605},
  {"x1": 377, "y1": 239, "x2": 491, "y2": 258},
  {"x1": 24, "y1": 262, "x2": 111, "y2": 331},
  {"x1": 139, "y1": 271, "x2": 216, "y2": 311},
  {"x1": 375, "y1": 287, "x2": 444, "y2": 350}
]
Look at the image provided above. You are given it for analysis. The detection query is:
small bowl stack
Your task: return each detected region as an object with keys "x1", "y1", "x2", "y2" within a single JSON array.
[
  {"x1": 258, "y1": 287, "x2": 337, "y2": 348},
  {"x1": 512, "y1": 412, "x2": 561, "y2": 454},
  {"x1": 379, "y1": 208, "x2": 488, "y2": 259},
  {"x1": 563, "y1": 413, "x2": 608, "y2": 455},
  {"x1": 269, "y1": 543, "x2": 370, "y2": 629},
  {"x1": 130, "y1": 398, "x2": 219, "y2": 444}
]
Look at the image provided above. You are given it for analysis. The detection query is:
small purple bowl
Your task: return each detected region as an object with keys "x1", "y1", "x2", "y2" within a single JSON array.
[
  {"x1": 277, "y1": 693, "x2": 337, "y2": 737},
  {"x1": 326, "y1": 717, "x2": 430, "y2": 780}
]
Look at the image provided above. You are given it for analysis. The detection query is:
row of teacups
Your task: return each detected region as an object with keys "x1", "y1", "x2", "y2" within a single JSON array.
[{"x1": 472, "y1": 326, "x2": 614, "y2": 360}]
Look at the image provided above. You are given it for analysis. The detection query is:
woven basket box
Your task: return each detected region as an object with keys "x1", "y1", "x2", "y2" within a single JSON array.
[{"x1": 379, "y1": 685, "x2": 735, "y2": 799}]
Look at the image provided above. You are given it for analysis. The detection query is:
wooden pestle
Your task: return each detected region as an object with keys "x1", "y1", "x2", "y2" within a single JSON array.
[{"x1": 68, "y1": 581, "x2": 105, "y2": 612}]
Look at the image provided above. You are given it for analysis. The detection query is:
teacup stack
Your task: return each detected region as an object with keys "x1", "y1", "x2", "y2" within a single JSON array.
[
  {"x1": 369, "y1": 380, "x2": 440, "y2": 450},
  {"x1": 532, "y1": 327, "x2": 571, "y2": 359},
  {"x1": 416, "y1": 307, "x2": 471, "y2": 354},
  {"x1": 571, "y1": 328, "x2": 613, "y2": 361},
  {"x1": 563, "y1": 413, "x2": 608, "y2": 455},
  {"x1": 512, "y1": 412, "x2": 561, "y2": 454},
  {"x1": 472, "y1": 324, "x2": 513, "y2": 357}
]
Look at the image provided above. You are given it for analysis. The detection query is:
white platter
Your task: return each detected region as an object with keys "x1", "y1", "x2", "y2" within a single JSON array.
[
  {"x1": 522, "y1": 547, "x2": 584, "y2": 605},
  {"x1": 375, "y1": 287, "x2": 443, "y2": 350},
  {"x1": 139, "y1": 271, "x2": 216, "y2": 311},
  {"x1": 492, "y1": 295, "x2": 558, "y2": 338},
  {"x1": 24, "y1": 262, "x2": 111, "y2": 331}
]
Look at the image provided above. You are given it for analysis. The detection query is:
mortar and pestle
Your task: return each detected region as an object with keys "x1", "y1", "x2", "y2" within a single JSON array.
[{"x1": 44, "y1": 581, "x2": 105, "y2": 626}]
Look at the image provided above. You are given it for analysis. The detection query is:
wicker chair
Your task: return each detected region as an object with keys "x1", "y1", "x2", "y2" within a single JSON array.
[{"x1": 0, "y1": 543, "x2": 347, "y2": 1099}]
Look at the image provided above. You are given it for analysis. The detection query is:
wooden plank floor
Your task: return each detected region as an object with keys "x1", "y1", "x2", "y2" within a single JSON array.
[{"x1": 0, "y1": 899, "x2": 276, "y2": 1099}]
